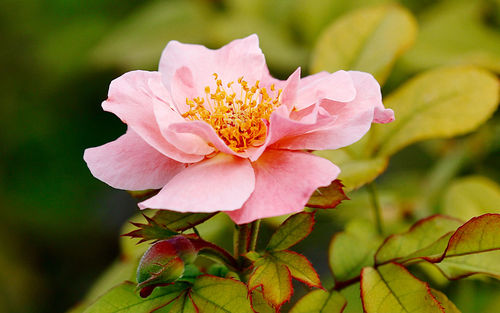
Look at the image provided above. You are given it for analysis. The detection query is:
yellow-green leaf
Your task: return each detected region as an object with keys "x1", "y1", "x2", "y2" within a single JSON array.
[
  {"x1": 267, "y1": 212, "x2": 315, "y2": 251},
  {"x1": 431, "y1": 289, "x2": 461, "y2": 313},
  {"x1": 361, "y1": 263, "x2": 444, "y2": 313},
  {"x1": 248, "y1": 257, "x2": 292, "y2": 308},
  {"x1": 311, "y1": 4, "x2": 417, "y2": 85},
  {"x1": 373, "y1": 66, "x2": 499, "y2": 157},
  {"x1": 290, "y1": 289, "x2": 346, "y2": 313},
  {"x1": 442, "y1": 176, "x2": 500, "y2": 221},
  {"x1": 375, "y1": 215, "x2": 462, "y2": 264},
  {"x1": 250, "y1": 290, "x2": 276, "y2": 313},
  {"x1": 271, "y1": 250, "x2": 321, "y2": 288},
  {"x1": 189, "y1": 276, "x2": 254, "y2": 313},
  {"x1": 83, "y1": 282, "x2": 185, "y2": 313},
  {"x1": 314, "y1": 150, "x2": 388, "y2": 191},
  {"x1": 400, "y1": 0, "x2": 500, "y2": 74}
]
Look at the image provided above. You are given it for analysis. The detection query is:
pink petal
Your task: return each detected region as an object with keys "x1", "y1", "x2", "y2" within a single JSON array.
[
  {"x1": 83, "y1": 128, "x2": 184, "y2": 190},
  {"x1": 271, "y1": 71, "x2": 392, "y2": 151},
  {"x1": 168, "y1": 121, "x2": 241, "y2": 157},
  {"x1": 227, "y1": 150, "x2": 340, "y2": 224},
  {"x1": 295, "y1": 70, "x2": 356, "y2": 110},
  {"x1": 152, "y1": 97, "x2": 215, "y2": 156},
  {"x1": 279, "y1": 68, "x2": 301, "y2": 111},
  {"x1": 159, "y1": 34, "x2": 268, "y2": 110},
  {"x1": 102, "y1": 70, "x2": 203, "y2": 163},
  {"x1": 139, "y1": 153, "x2": 255, "y2": 213},
  {"x1": 248, "y1": 105, "x2": 336, "y2": 161}
]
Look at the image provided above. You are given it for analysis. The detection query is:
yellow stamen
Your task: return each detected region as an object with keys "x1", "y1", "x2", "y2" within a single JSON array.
[{"x1": 182, "y1": 73, "x2": 282, "y2": 152}]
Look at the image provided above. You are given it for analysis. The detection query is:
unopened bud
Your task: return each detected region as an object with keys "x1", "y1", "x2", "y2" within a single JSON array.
[{"x1": 136, "y1": 236, "x2": 198, "y2": 297}]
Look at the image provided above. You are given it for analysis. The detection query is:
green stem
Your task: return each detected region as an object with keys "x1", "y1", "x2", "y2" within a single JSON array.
[
  {"x1": 367, "y1": 182, "x2": 383, "y2": 235},
  {"x1": 249, "y1": 220, "x2": 261, "y2": 251},
  {"x1": 233, "y1": 220, "x2": 262, "y2": 258}
]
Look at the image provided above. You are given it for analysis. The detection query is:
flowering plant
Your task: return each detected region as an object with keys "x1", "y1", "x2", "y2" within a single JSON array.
[
  {"x1": 84, "y1": 34, "x2": 393, "y2": 224},
  {"x1": 78, "y1": 5, "x2": 500, "y2": 313}
]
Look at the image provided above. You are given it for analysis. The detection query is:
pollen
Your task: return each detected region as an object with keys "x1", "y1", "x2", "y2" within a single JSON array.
[{"x1": 182, "y1": 74, "x2": 282, "y2": 152}]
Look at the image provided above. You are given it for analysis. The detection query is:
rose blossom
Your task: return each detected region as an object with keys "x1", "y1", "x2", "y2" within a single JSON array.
[{"x1": 84, "y1": 35, "x2": 394, "y2": 224}]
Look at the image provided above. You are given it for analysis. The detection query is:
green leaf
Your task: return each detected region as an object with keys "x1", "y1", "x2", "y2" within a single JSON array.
[
  {"x1": 266, "y1": 212, "x2": 315, "y2": 251},
  {"x1": 307, "y1": 179, "x2": 348, "y2": 209},
  {"x1": 373, "y1": 66, "x2": 499, "y2": 157},
  {"x1": 314, "y1": 150, "x2": 388, "y2": 191},
  {"x1": 430, "y1": 289, "x2": 461, "y2": 313},
  {"x1": 190, "y1": 276, "x2": 254, "y2": 313},
  {"x1": 360, "y1": 263, "x2": 444, "y2": 313},
  {"x1": 163, "y1": 291, "x2": 197, "y2": 313},
  {"x1": 290, "y1": 289, "x2": 347, "y2": 313},
  {"x1": 83, "y1": 282, "x2": 186, "y2": 313},
  {"x1": 270, "y1": 250, "x2": 322, "y2": 288},
  {"x1": 375, "y1": 215, "x2": 463, "y2": 264},
  {"x1": 248, "y1": 257, "x2": 293, "y2": 308},
  {"x1": 330, "y1": 219, "x2": 383, "y2": 283},
  {"x1": 311, "y1": 4, "x2": 417, "y2": 84},
  {"x1": 442, "y1": 176, "x2": 500, "y2": 221}
]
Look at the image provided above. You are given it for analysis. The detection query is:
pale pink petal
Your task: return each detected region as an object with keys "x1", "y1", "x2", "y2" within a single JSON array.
[
  {"x1": 139, "y1": 154, "x2": 255, "y2": 213},
  {"x1": 167, "y1": 121, "x2": 246, "y2": 157},
  {"x1": 295, "y1": 70, "x2": 356, "y2": 110},
  {"x1": 152, "y1": 97, "x2": 215, "y2": 156},
  {"x1": 349, "y1": 71, "x2": 394, "y2": 124},
  {"x1": 159, "y1": 34, "x2": 268, "y2": 110},
  {"x1": 102, "y1": 70, "x2": 203, "y2": 163},
  {"x1": 279, "y1": 68, "x2": 301, "y2": 111},
  {"x1": 227, "y1": 150, "x2": 340, "y2": 224},
  {"x1": 248, "y1": 105, "x2": 336, "y2": 161},
  {"x1": 271, "y1": 71, "x2": 392, "y2": 151},
  {"x1": 83, "y1": 128, "x2": 184, "y2": 190}
]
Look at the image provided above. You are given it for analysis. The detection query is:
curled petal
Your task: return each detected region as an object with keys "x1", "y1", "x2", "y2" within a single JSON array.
[
  {"x1": 83, "y1": 128, "x2": 184, "y2": 190},
  {"x1": 139, "y1": 153, "x2": 255, "y2": 213},
  {"x1": 227, "y1": 150, "x2": 340, "y2": 224},
  {"x1": 102, "y1": 70, "x2": 203, "y2": 163},
  {"x1": 271, "y1": 71, "x2": 392, "y2": 151},
  {"x1": 295, "y1": 70, "x2": 357, "y2": 110}
]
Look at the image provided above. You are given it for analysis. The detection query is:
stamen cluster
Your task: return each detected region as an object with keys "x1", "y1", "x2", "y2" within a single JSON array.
[{"x1": 182, "y1": 74, "x2": 282, "y2": 152}]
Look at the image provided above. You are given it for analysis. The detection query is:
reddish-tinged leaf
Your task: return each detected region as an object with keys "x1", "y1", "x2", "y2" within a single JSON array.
[
  {"x1": 430, "y1": 289, "x2": 461, "y2": 313},
  {"x1": 307, "y1": 180, "x2": 348, "y2": 209},
  {"x1": 361, "y1": 263, "x2": 444, "y2": 313},
  {"x1": 248, "y1": 257, "x2": 293, "y2": 308},
  {"x1": 374, "y1": 215, "x2": 463, "y2": 264},
  {"x1": 271, "y1": 250, "x2": 322, "y2": 288},
  {"x1": 267, "y1": 212, "x2": 315, "y2": 251},
  {"x1": 374, "y1": 214, "x2": 500, "y2": 279}
]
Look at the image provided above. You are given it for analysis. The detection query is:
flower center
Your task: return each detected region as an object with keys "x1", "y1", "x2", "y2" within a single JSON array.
[{"x1": 182, "y1": 73, "x2": 282, "y2": 152}]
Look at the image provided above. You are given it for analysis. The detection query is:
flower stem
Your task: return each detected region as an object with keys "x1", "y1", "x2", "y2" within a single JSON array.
[
  {"x1": 249, "y1": 219, "x2": 261, "y2": 251},
  {"x1": 367, "y1": 182, "x2": 383, "y2": 235},
  {"x1": 233, "y1": 220, "x2": 261, "y2": 258}
]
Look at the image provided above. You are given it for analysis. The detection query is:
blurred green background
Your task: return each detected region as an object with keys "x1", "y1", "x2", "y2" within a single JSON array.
[{"x1": 1, "y1": 0, "x2": 499, "y2": 312}]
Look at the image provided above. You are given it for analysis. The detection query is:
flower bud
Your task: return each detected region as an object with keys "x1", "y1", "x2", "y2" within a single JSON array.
[{"x1": 136, "y1": 236, "x2": 198, "y2": 297}]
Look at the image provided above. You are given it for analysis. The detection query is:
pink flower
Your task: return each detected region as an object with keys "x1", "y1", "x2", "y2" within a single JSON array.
[{"x1": 84, "y1": 35, "x2": 394, "y2": 224}]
